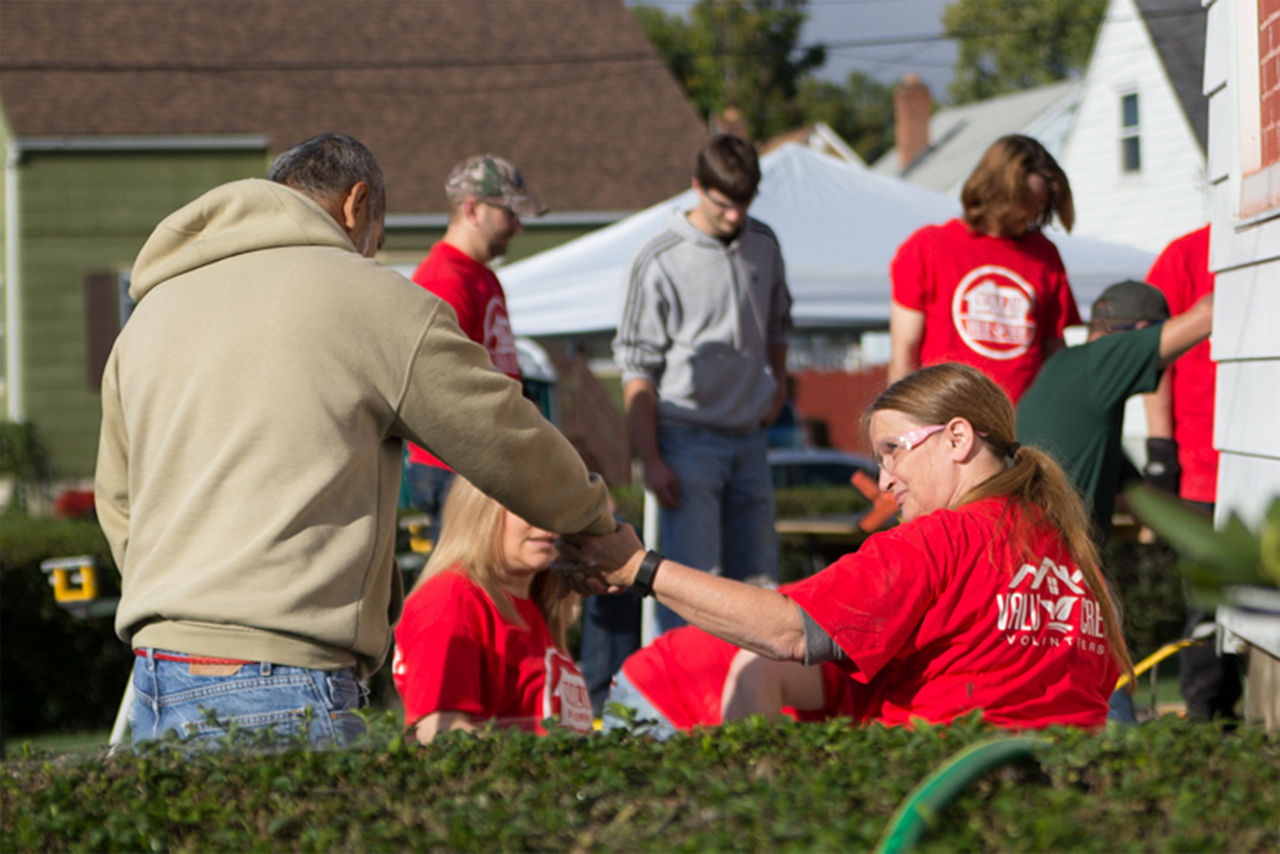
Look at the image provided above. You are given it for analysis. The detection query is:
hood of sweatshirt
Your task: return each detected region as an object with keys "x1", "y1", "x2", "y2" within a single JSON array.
[{"x1": 130, "y1": 178, "x2": 357, "y2": 301}]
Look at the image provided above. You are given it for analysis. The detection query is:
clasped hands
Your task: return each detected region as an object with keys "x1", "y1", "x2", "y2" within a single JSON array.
[{"x1": 552, "y1": 522, "x2": 647, "y2": 597}]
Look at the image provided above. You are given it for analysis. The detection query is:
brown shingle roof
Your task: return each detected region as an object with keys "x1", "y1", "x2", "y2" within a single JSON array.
[{"x1": 0, "y1": 0, "x2": 708, "y2": 214}]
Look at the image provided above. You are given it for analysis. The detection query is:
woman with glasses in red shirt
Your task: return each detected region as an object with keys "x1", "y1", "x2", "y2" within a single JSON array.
[{"x1": 564, "y1": 363, "x2": 1132, "y2": 730}]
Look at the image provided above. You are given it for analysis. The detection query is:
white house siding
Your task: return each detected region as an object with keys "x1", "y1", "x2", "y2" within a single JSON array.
[
  {"x1": 1204, "y1": 0, "x2": 1280, "y2": 529},
  {"x1": 1061, "y1": 0, "x2": 1212, "y2": 252}
]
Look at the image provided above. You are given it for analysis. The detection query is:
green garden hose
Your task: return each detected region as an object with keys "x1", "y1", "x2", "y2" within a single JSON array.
[
  {"x1": 875, "y1": 637, "x2": 1211, "y2": 852},
  {"x1": 874, "y1": 735, "x2": 1049, "y2": 854}
]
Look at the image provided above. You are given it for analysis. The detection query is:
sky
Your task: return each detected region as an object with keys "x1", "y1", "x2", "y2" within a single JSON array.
[{"x1": 627, "y1": 0, "x2": 959, "y2": 101}]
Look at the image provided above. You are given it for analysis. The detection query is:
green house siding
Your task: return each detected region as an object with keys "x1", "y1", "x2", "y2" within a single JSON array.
[{"x1": 14, "y1": 148, "x2": 269, "y2": 477}]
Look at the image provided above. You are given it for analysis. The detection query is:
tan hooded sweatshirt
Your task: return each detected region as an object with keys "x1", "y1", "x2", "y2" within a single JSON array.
[{"x1": 96, "y1": 179, "x2": 613, "y2": 678}]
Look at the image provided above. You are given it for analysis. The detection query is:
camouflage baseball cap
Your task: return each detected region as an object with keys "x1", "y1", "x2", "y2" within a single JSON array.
[{"x1": 445, "y1": 154, "x2": 548, "y2": 218}]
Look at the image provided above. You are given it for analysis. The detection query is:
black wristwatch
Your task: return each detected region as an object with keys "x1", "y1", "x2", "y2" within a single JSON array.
[{"x1": 631, "y1": 549, "x2": 664, "y2": 597}]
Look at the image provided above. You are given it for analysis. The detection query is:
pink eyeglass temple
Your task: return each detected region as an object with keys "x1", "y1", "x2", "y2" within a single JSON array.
[
  {"x1": 898, "y1": 424, "x2": 946, "y2": 449},
  {"x1": 897, "y1": 424, "x2": 991, "y2": 450}
]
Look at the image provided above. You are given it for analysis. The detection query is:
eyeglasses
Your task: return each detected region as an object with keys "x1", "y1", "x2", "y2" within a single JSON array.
[
  {"x1": 702, "y1": 189, "x2": 754, "y2": 213},
  {"x1": 874, "y1": 424, "x2": 946, "y2": 474}
]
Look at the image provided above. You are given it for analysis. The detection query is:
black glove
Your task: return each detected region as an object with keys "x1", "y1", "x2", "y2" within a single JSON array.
[{"x1": 1143, "y1": 438, "x2": 1182, "y2": 495}]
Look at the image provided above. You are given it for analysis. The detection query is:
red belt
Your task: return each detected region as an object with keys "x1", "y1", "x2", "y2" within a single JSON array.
[{"x1": 135, "y1": 649, "x2": 252, "y2": 666}]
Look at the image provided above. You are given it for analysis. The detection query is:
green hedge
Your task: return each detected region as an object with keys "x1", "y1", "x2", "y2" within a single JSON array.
[
  {"x1": 0, "y1": 518, "x2": 132, "y2": 737},
  {"x1": 3, "y1": 714, "x2": 1276, "y2": 851}
]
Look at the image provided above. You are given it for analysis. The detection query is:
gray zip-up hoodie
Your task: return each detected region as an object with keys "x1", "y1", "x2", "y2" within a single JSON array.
[
  {"x1": 96, "y1": 179, "x2": 613, "y2": 678},
  {"x1": 613, "y1": 210, "x2": 792, "y2": 431}
]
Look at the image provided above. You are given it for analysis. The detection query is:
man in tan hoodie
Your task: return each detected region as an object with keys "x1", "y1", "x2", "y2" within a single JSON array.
[{"x1": 95, "y1": 134, "x2": 615, "y2": 748}]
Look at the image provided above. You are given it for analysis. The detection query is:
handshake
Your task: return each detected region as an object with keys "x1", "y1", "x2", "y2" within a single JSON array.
[{"x1": 552, "y1": 523, "x2": 648, "y2": 597}]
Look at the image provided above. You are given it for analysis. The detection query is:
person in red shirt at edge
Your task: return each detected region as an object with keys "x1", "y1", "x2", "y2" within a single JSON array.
[
  {"x1": 392, "y1": 477, "x2": 593, "y2": 742},
  {"x1": 1142, "y1": 224, "x2": 1241, "y2": 722},
  {"x1": 563, "y1": 363, "x2": 1133, "y2": 730},
  {"x1": 602, "y1": 605, "x2": 855, "y2": 740},
  {"x1": 889, "y1": 135, "x2": 1081, "y2": 403},
  {"x1": 403, "y1": 154, "x2": 546, "y2": 541}
]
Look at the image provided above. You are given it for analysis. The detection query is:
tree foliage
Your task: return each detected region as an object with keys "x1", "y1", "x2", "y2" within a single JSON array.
[
  {"x1": 795, "y1": 71, "x2": 895, "y2": 163},
  {"x1": 633, "y1": 0, "x2": 826, "y2": 142},
  {"x1": 943, "y1": 0, "x2": 1107, "y2": 104}
]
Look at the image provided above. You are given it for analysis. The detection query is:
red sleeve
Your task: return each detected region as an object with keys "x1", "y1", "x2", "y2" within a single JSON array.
[
  {"x1": 783, "y1": 525, "x2": 938, "y2": 683},
  {"x1": 890, "y1": 226, "x2": 932, "y2": 311},
  {"x1": 1041, "y1": 239, "x2": 1080, "y2": 339},
  {"x1": 392, "y1": 572, "x2": 491, "y2": 726}
]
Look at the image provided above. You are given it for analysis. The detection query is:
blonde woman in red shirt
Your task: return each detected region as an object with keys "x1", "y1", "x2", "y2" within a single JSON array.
[{"x1": 392, "y1": 478, "x2": 593, "y2": 742}]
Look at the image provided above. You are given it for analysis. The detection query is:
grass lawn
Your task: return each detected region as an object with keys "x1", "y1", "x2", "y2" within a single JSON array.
[{"x1": 5, "y1": 728, "x2": 111, "y2": 758}]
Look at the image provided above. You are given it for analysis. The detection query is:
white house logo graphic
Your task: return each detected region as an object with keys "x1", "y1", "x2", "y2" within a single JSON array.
[
  {"x1": 543, "y1": 648, "x2": 593, "y2": 733},
  {"x1": 950, "y1": 265, "x2": 1038, "y2": 360},
  {"x1": 995, "y1": 557, "x2": 1107, "y2": 653}
]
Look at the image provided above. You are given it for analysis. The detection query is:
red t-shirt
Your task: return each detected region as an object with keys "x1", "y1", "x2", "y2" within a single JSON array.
[
  {"x1": 1146, "y1": 225, "x2": 1217, "y2": 503},
  {"x1": 407, "y1": 241, "x2": 522, "y2": 467},
  {"x1": 620, "y1": 622, "x2": 853, "y2": 731},
  {"x1": 392, "y1": 569, "x2": 593, "y2": 735},
  {"x1": 784, "y1": 498, "x2": 1119, "y2": 730},
  {"x1": 891, "y1": 219, "x2": 1081, "y2": 402}
]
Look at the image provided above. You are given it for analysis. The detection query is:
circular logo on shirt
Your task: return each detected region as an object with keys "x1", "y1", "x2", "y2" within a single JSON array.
[
  {"x1": 484, "y1": 297, "x2": 521, "y2": 376},
  {"x1": 950, "y1": 266, "x2": 1038, "y2": 360}
]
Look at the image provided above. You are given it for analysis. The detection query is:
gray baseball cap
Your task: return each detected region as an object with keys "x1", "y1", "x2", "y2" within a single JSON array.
[
  {"x1": 445, "y1": 154, "x2": 548, "y2": 218},
  {"x1": 1091, "y1": 280, "x2": 1170, "y2": 323}
]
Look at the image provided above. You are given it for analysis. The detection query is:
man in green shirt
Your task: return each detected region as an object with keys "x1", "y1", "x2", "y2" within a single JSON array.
[{"x1": 1017, "y1": 280, "x2": 1213, "y2": 543}]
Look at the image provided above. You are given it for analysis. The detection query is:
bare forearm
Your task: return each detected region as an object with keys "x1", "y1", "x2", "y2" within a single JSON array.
[
  {"x1": 1143, "y1": 373, "x2": 1174, "y2": 438},
  {"x1": 888, "y1": 302, "x2": 924, "y2": 384},
  {"x1": 623, "y1": 378, "x2": 662, "y2": 465},
  {"x1": 411, "y1": 711, "x2": 477, "y2": 744},
  {"x1": 644, "y1": 558, "x2": 807, "y2": 661},
  {"x1": 1158, "y1": 293, "x2": 1213, "y2": 367}
]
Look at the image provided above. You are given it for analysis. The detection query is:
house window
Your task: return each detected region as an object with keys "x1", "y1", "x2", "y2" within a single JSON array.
[{"x1": 1120, "y1": 92, "x2": 1141, "y2": 172}]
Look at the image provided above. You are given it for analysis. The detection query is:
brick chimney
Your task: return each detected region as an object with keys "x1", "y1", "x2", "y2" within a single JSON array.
[
  {"x1": 894, "y1": 73, "x2": 932, "y2": 171},
  {"x1": 712, "y1": 106, "x2": 750, "y2": 140}
]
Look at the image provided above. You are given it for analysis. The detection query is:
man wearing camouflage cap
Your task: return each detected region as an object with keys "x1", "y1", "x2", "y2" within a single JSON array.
[{"x1": 405, "y1": 154, "x2": 548, "y2": 531}]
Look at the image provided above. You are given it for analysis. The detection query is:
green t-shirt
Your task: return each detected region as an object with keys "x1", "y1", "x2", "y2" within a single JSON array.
[{"x1": 1016, "y1": 323, "x2": 1164, "y2": 541}]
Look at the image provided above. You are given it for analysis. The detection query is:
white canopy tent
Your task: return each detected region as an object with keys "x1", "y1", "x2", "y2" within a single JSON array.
[{"x1": 501, "y1": 143, "x2": 1156, "y2": 336}]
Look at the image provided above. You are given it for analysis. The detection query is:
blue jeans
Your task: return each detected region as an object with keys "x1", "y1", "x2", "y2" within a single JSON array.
[
  {"x1": 131, "y1": 649, "x2": 368, "y2": 749},
  {"x1": 579, "y1": 591, "x2": 643, "y2": 714},
  {"x1": 1108, "y1": 688, "x2": 1137, "y2": 724},
  {"x1": 602, "y1": 670, "x2": 680, "y2": 740},
  {"x1": 656, "y1": 422, "x2": 777, "y2": 633}
]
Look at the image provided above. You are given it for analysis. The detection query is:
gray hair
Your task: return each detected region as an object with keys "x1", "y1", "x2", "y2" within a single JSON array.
[{"x1": 267, "y1": 133, "x2": 386, "y2": 219}]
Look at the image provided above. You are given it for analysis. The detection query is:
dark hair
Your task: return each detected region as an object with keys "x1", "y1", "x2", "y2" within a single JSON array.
[
  {"x1": 961, "y1": 134, "x2": 1074, "y2": 236},
  {"x1": 694, "y1": 134, "x2": 761, "y2": 203},
  {"x1": 267, "y1": 133, "x2": 386, "y2": 220},
  {"x1": 868, "y1": 363, "x2": 1133, "y2": 680}
]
